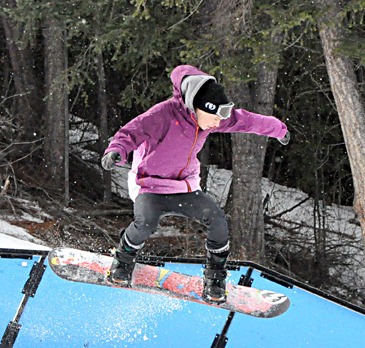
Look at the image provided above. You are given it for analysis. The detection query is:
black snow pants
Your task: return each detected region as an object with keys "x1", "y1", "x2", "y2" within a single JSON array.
[{"x1": 124, "y1": 191, "x2": 229, "y2": 252}]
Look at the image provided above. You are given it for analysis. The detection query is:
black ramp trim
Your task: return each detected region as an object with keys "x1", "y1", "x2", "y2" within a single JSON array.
[
  {"x1": 0, "y1": 248, "x2": 49, "y2": 259},
  {"x1": 0, "y1": 321, "x2": 21, "y2": 348},
  {"x1": 260, "y1": 271, "x2": 293, "y2": 289},
  {"x1": 22, "y1": 259, "x2": 47, "y2": 297}
]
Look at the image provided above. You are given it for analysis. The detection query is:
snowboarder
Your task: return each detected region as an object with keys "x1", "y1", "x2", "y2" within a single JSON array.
[{"x1": 101, "y1": 64, "x2": 289, "y2": 304}]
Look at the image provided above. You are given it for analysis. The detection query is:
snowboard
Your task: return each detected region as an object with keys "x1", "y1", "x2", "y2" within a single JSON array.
[{"x1": 48, "y1": 247, "x2": 290, "y2": 318}]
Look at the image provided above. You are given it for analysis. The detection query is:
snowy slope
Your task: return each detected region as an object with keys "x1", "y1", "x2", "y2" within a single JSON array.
[
  {"x1": 206, "y1": 167, "x2": 365, "y2": 301},
  {"x1": 0, "y1": 220, "x2": 50, "y2": 250}
]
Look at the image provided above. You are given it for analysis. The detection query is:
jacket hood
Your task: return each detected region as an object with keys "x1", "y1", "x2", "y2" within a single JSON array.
[{"x1": 170, "y1": 65, "x2": 216, "y2": 111}]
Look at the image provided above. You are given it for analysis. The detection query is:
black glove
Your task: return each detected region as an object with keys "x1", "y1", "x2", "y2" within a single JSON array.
[
  {"x1": 278, "y1": 131, "x2": 290, "y2": 145},
  {"x1": 101, "y1": 152, "x2": 121, "y2": 170}
]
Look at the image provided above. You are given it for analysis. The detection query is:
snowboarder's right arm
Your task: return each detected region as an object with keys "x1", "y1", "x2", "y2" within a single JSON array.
[{"x1": 101, "y1": 105, "x2": 168, "y2": 169}]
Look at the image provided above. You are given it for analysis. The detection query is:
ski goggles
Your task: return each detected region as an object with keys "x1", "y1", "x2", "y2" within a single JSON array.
[{"x1": 215, "y1": 102, "x2": 234, "y2": 119}]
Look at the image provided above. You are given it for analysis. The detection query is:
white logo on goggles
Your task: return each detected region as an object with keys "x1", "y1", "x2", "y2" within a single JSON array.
[{"x1": 216, "y1": 102, "x2": 234, "y2": 119}]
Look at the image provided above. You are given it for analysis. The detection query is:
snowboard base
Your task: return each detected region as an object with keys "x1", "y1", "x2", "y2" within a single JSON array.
[{"x1": 48, "y1": 247, "x2": 290, "y2": 318}]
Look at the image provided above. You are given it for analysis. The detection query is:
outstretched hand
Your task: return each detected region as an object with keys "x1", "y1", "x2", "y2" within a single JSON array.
[{"x1": 278, "y1": 131, "x2": 290, "y2": 145}]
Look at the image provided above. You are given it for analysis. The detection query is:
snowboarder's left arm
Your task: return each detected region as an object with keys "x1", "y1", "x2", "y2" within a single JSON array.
[{"x1": 214, "y1": 108, "x2": 289, "y2": 142}]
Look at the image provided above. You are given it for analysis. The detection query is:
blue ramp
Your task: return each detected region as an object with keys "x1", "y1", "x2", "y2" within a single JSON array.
[{"x1": 1, "y1": 249, "x2": 364, "y2": 347}]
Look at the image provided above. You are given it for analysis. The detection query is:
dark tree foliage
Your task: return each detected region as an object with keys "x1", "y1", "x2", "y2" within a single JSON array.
[{"x1": 1, "y1": 0, "x2": 365, "y2": 305}]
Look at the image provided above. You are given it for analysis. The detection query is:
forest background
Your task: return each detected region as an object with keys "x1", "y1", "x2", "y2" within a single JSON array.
[{"x1": 1, "y1": 0, "x2": 365, "y2": 306}]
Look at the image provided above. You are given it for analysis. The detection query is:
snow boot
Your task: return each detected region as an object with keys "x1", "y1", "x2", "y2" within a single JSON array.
[
  {"x1": 202, "y1": 249, "x2": 229, "y2": 304},
  {"x1": 108, "y1": 233, "x2": 141, "y2": 286}
]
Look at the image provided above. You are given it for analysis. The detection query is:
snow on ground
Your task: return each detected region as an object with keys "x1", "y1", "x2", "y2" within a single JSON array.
[
  {"x1": 4, "y1": 197, "x2": 53, "y2": 224},
  {"x1": 0, "y1": 231, "x2": 50, "y2": 250},
  {"x1": 0, "y1": 196, "x2": 52, "y2": 250},
  {"x1": 205, "y1": 167, "x2": 365, "y2": 298},
  {"x1": 206, "y1": 165, "x2": 232, "y2": 208},
  {"x1": 261, "y1": 177, "x2": 365, "y2": 297},
  {"x1": 0, "y1": 220, "x2": 50, "y2": 250}
]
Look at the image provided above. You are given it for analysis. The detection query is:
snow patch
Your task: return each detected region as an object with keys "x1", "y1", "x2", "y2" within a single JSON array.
[{"x1": 0, "y1": 221, "x2": 50, "y2": 250}]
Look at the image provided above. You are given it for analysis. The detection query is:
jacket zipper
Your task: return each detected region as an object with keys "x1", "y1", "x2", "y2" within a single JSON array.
[{"x1": 178, "y1": 114, "x2": 199, "y2": 192}]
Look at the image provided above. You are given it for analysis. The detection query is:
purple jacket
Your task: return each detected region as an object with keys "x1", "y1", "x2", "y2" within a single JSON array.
[{"x1": 104, "y1": 65, "x2": 287, "y2": 200}]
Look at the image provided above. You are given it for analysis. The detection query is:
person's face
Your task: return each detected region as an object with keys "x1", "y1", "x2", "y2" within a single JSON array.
[{"x1": 195, "y1": 108, "x2": 221, "y2": 130}]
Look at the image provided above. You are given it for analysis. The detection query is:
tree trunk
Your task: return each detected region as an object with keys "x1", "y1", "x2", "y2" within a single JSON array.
[
  {"x1": 230, "y1": 133, "x2": 267, "y2": 260},
  {"x1": 43, "y1": 15, "x2": 67, "y2": 192},
  {"x1": 1, "y1": 0, "x2": 43, "y2": 150},
  {"x1": 63, "y1": 29, "x2": 70, "y2": 205},
  {"x1": 230, "y1": 51, "x2": 282, "y2": 261},
  {"x1": 203, "y1": 0, "x2": 282, "y2": 261},
  {"x1": 316, "y1": 0, "x2": 365, "y2": 244},
  {"x1": 96, "y1": 51, "x2": 112, "y2": 203}
]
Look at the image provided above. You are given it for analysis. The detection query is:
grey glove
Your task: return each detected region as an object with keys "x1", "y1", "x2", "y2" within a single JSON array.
[
  {"x1": 101, "y1": 152, "x2": 121, "y2": 170},
  {"x1": 278, "y1": 131, "x2": 290, "y2": 145}
]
